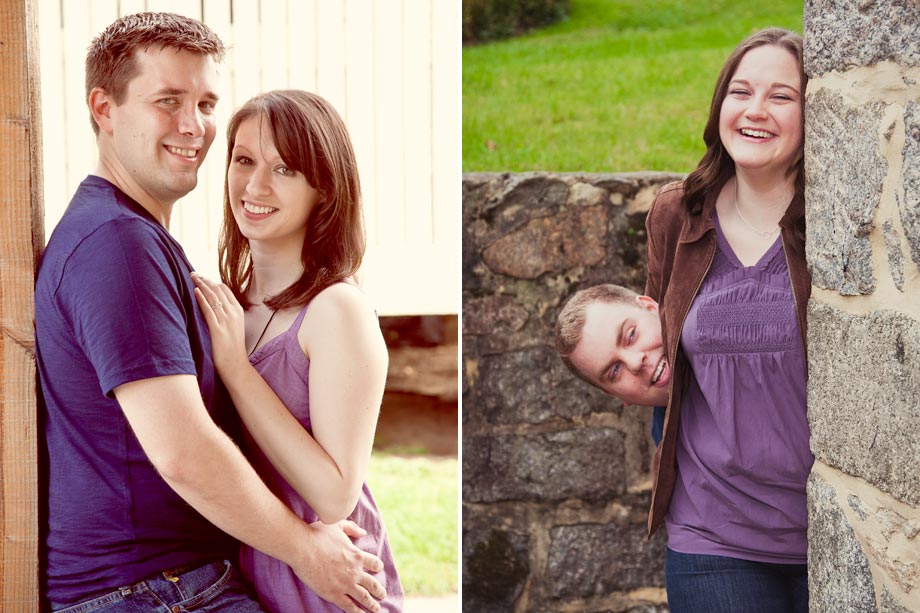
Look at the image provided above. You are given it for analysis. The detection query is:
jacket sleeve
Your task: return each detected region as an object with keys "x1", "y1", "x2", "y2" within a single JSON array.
[{"x1": 644, "y1": 186, "x2": 668, "y2": 303}]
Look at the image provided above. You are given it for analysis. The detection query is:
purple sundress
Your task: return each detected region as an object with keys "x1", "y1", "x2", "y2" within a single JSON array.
[
  {"x1": 665, "y1": 212, "x2": 813, "y2": 563},
  {"x1": 239, "y1": 303, "x2": 404, "y2": 612}
]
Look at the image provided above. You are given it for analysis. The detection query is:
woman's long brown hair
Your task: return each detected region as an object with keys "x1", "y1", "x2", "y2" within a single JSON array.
[{"x1": 219, "y1": 90, "x2": 365, "y2": 309}]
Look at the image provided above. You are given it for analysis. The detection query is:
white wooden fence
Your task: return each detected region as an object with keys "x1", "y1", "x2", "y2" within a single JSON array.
[{"x1": 37, "y1": 0, "x2": 459, "y2": 315}]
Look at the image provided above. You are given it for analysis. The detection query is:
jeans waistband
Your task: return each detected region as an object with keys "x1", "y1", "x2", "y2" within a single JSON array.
[{"x1": 50, "y1": 559, "x2": 234, "y2": 613}]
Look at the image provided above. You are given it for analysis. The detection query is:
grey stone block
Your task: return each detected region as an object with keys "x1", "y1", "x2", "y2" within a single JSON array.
[
  {"x1": 546, "y1": 519, "x2": 666, "y2": 599},
  {"x1": 805, "y1": 88, "x2": 886, "y2": 294},
  {"x1": 901, "y1": 101, "x2": 920, "y2": 272},
  {"x1": 462, "y1": 525, "x2": 529, "y2": 613},
  {"x1": 476, "y1": 346, "x2": 616, "y2": 425},
  {"x1": 807, "y1": 471, "x2": 877, "y2": 612},
  {"x1": 808, "y1": 302, "x2": 920, "y2": 505},
  {"x1": 482, "y1": 205, "x2": 608, "y2": 279},
  {"x1": 462, "y1": 429, "x2": 626, "y2": 503},
  {"x1": 474, "y1": 173, "x2": 569, "y2": 237},
  {"x1": 462, "y1": 294, "x2": 529, "y2": 336},
  {"x1": 804, "y1": 0, "x2": 920, "y2": 76}
]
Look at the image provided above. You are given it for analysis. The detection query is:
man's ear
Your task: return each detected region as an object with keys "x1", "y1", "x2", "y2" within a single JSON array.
[
  {"x1": 88, "y1": 87, "x2": 114, "y2": 134},
  {"x1": 635, "y1": 295, "x2": 659, "y2": 313}
]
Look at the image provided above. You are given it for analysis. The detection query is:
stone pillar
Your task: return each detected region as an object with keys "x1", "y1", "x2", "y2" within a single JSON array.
[{"x1": 803, "y1": 1, "x2": 920, "y2": 611}]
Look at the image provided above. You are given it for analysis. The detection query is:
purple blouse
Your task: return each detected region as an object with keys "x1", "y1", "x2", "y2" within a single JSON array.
[
  {"x1": 665, "y1": 213, "x2": 813, "y2": 564},
  {"x1": 239, "y1": 304, "x2": 404, "y2": 612}
]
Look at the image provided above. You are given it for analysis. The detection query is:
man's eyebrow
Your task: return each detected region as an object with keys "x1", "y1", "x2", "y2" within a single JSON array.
[
  {"x1": 597, "y1": 317, "x2": 626, "y2": 381},
  {"x1": 152, "y1": 87, "x2": 220, "y2": 101}
]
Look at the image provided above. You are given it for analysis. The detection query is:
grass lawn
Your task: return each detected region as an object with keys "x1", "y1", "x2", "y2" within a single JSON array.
[
  {"x1": 463, "y1": 0, "x2": 804, "y2": 173},
  {"x1": 368, "y1": 452, "x2": 458, "y2": 596}
]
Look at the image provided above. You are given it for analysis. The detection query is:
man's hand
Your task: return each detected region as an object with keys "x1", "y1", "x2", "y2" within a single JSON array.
[
  {"x1": 292, "y1": 520, "x2": 387, "y2": 613},
  {"x1": 115, "y1": 376, "x2": 386, "y2": 612}
]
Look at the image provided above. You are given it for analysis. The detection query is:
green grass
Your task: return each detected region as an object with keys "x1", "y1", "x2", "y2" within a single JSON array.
[
  {"x1": 368, "y1": 452, "x2": 458, "y2": 596},
  {"x1": 463, "y1": 0, "x2": 804, "y2": 173}
]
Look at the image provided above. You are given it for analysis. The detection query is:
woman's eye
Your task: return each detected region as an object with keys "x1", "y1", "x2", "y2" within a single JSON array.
[
  {"x1": 627, "y1": 328, "x2": 636, "y2": 343},
  {"x1": 276, "y1": 166, "x2": 294, "y2": 177},
  {"x1": 610, "y1": 363, "x2": 621, "y2": 379},
  {"x1": 234, "y1": 156, "x2": 253, "y2": 165}
]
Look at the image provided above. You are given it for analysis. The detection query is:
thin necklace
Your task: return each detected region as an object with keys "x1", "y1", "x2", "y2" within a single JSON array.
[
  {"x1": 734, "y1": 179, "x2": 781, "y2": 239},
  {"x1": 248, "y1": 309, "x2": 277, "y2": 356}
]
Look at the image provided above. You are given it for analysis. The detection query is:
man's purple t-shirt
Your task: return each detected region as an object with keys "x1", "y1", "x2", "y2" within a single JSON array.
[
  {"x1": 665, "y1": 213, "x2": 812, "y2": 564},
  {"x1": 35, "y1": 176, "x2": 236, "y2": 604}
]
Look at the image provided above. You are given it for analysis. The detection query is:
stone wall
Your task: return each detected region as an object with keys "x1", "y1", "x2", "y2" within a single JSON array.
[
  {"x1": 803, "y1": 1, "x2": 920, "y2": 611},
  {"x1": 462, "y1": 172, "x2": 681, "y2": 612}
]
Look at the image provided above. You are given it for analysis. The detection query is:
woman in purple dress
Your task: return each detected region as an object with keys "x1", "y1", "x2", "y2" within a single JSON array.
[
  {"x1": 644, "y1": 29, "x2": 812, "y2": 612},
  {"x1": 192, "y1": 90, "x2": 402, "y2": 613}
]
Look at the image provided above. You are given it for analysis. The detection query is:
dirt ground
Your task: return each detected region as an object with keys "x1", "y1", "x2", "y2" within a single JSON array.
[{"x1": 374, "y1": 341, "x2": 458, "y2": 457}]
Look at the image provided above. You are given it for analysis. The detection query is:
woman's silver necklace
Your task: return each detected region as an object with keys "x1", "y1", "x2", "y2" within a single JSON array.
[
  {"x1": 248, "y1": 309, "x2": 277, "y2": 356},
  {"x1": 734, "y1": 180, "x2": 781, "y2": 239}
]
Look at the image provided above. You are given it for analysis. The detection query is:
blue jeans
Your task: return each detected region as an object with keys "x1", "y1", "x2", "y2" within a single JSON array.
[
  {"x1": 49, "y1": 560, "x2": 266, "y2": 613},
  {"x1": 651, "y1": 406, "x2": 666, "y2": 445},
  {"x1": 665, "y1": 548, "x2": 808, "y2": 613}
]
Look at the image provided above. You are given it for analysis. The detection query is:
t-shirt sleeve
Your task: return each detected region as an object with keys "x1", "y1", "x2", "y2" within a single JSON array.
[{"x1": 57, "y1": 219, "x2": 198, "y2": 397}]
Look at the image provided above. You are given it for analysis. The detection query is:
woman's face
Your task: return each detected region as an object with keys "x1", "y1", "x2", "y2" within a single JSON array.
[
  {"x1": 719, "y1": 44, "x2": 803, "y2": 177},
  {"x1": 227, "y1": 115, "x2": 320, "y2": 247}
]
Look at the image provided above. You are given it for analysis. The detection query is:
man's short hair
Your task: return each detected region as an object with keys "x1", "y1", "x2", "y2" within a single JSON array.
[
  {"x1": 554, "y1": 284, "x2": 640, "y2": 389},
  {"x1": 85, "y1": 12, "x2": 226, "y2": 134}
]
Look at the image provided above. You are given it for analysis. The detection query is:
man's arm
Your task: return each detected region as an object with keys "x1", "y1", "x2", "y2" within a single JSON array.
[{"x1": 114, "y1": 374, "x2": 385, "y2": 613}]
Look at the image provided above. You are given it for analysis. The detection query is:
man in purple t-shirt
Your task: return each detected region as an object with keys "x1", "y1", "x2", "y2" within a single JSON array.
[{"x1": 35, "y1": 13, "x2": 384, "y2": 613}]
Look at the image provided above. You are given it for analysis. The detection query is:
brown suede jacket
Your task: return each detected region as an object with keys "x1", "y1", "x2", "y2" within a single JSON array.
[{"x1": 642, "y1": 181, "x2": 811, "y2": 536}]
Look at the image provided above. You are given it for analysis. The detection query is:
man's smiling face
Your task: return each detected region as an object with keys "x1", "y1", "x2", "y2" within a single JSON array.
[{"x1": 567, "y1": 296, "x2": 671, "y2": 406}]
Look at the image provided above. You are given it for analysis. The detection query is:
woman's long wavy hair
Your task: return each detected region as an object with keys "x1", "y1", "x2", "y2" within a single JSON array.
[
  {"x1": 681, "y1": 28, "x2": 807, "y2": 231},
  {"x1": 219, "y1": 90, "x2": 365, "y2": 309}
]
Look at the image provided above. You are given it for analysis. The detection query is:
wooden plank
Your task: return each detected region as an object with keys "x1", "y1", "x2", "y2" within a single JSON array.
[
  {"x1": 402, "y1": 0, "x2": 433, "y2": 245},
  {"x1": 0, "y1": 1, "x2": 43, "y2": 609},
  {"x1": 88, "y1": 0, "x2": 117, "y2": 36},
  {"x1": 119, "y1": 0, "x2": 146, "y2": 16},
  {"x1": 316, "y1": 0, "x2": 346, "y2": 111},
  {"x1": 144, "y1": 0, "x2": 188, "y2": 14},
  {"x1": 231, "y1": 0, "x2": 260, "y2": 104},
  {"x1": 373, "y1": 1, "x2": 405, "y2": 245},
  {"x1": 287, "y1": 0, "x2": 317, "y2": 91},
  {"x1": 343, "y1": 0, "x2": 376, "y2": 246},
  {"x1": 37, "y1": 0, "x2": 66, "y2": 240},
  {"x1": 61, "y1": 0, "x2": 95, "y2": 209},
  {"x1": 260, "y1": 0, "x2": 288, "y2": 91},
  {"x1": 361, "y1": 244, "x2": 456, "y2": 315},
  {"x1": 431, "y1": 0, "x2": 459, "y2": 248}
]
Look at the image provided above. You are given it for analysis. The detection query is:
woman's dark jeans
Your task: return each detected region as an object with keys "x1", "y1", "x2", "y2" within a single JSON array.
[{"x1": 665, "y1": 547, "x2": 808, "y2": 613}]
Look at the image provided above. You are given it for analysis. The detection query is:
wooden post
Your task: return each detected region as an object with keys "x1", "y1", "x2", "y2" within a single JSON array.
[{"x1": 0, "y1": 0, "x2": 43, "y2": 609}]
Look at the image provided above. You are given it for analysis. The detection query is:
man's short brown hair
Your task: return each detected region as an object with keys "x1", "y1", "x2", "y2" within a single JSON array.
[
  {"x1": 85, "y1": 12, "x2": 226, "y2": 134},
  {"x1": 554, "y1": 284, "x2": 640, "y2": 389}
]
